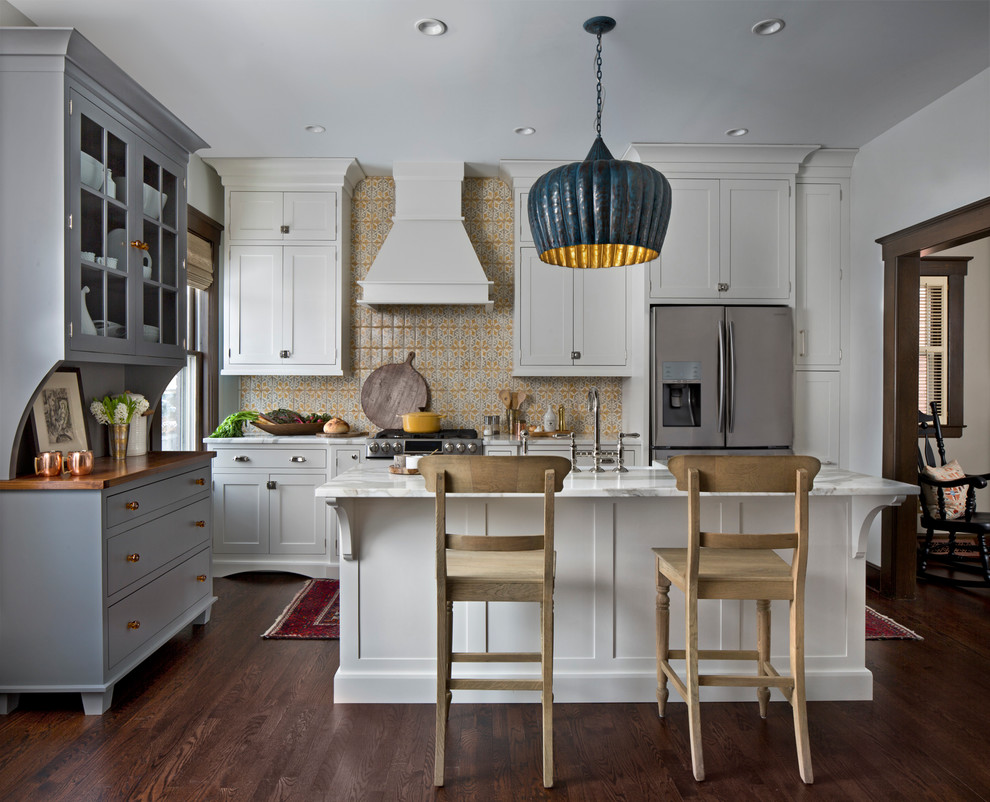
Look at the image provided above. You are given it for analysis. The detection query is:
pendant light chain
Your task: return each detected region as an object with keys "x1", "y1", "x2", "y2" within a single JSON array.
[{"x1": 595, "y1": 30, "x2": 604, "y2": 137}]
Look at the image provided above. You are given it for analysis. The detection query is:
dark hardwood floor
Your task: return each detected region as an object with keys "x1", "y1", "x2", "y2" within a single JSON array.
[{"x1": 2, "y1": 573, "x2": 988, "y2": 801}]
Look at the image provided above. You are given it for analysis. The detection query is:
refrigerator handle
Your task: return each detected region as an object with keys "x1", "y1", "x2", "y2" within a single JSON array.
[
  {"x1": 727, "y1": 320, "x2": 736, "y2": 433},
  {"x1": 717, "y1": 320, "x2": 726, "y2": 433}
]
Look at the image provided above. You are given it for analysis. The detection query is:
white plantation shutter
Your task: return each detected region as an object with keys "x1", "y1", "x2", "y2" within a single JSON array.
[{"x1": 919, "y1": 276, "x2": 947, "y2": 422}]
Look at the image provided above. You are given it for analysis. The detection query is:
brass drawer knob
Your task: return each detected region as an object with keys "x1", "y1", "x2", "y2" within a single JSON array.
[
  {"x1": 126, "y1": 501, "x2": 139, "y2": 511},
  {"x1": 194, "y1": 477, "x2": 206, "y2": 486},
  {"x1": 196, "y1": 574, "x2": 208, "y2": 583},
  {"x1": 126, "y1": 553, "x2": 140, "y2": 563},
  {"x1": 127, "y1": 620, "x2": 141, "y2": 630},
  {"x1": 195, "y1": 520, "x2": 206, "y2": 528}
]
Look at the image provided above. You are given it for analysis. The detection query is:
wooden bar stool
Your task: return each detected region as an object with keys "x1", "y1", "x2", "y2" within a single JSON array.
[
  {"x1": 655, "y1": 454, "x2": 821, "y2": 783},
  {"x1": 420, "y1": 455, "x2": 571, "y2": 788}
]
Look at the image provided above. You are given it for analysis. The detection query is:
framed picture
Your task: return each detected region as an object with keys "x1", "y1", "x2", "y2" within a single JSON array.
[{"x1": 31, "y1": 368, "x2": 90, "y2": 453}]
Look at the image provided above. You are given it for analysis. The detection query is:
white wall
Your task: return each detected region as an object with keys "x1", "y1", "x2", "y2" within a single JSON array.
[
  {"x1": 848, "y1": 69, "x2": 990, "y2": 564},
  {"x1": 187, "y1": 154, "x2": 224, "y2": 223}
]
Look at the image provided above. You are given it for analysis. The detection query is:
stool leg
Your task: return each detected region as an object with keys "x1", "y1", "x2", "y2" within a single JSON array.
[
  {"x1": 756, "y1": 599, "x2": 771, "y2": 718},
  {"x1": 445, "y1": 600, "x2": 453, "y2": 721},
  {"x1": 541, "y1": 598, "x2": 554, "y2": 788},
  {"x1": 685, "y1": 595, "x2": 704, "y2": 781},
  {"x1": 790, "y1": 597, "x2": 813, "y2": 784},
  {"x1": 435, "y1": 599, "x2": 451, "y2": 786},
  {"x1": 655, "y1": 575, "x2": 671, "y2": 717}
]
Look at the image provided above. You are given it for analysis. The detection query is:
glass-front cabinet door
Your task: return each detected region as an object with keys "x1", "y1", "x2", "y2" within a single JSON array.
[{"x1": 67, "y1": 88, "x2": 186, "y2": 362}]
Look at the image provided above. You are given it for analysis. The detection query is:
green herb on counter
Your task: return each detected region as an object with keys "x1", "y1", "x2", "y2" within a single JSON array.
[{"x1": 210, "y1": 410, "x2": 260, "y2": 438}]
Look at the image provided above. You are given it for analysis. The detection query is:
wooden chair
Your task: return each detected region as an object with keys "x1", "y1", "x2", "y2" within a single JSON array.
[
  {"x1": 420, "y1": 455, "x2": 571, "y2": 788},
  {"x1": 655, "y1": 454, "x2": 821, "y2": 783},
  {"x1": 917, "y1": 403, "x2": 990, "y2": 587}
]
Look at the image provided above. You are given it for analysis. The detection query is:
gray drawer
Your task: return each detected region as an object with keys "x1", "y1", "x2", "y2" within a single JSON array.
[
  {"x1": 106, "y1": 548, "x2": 211, "y2": 669},
  {"x1": 106, "y1": 497, "x2": 211, "y2": 596},
  {"x1": 106, "y1": 466, "x2": 210, "y2": 529},
  {"x1": 213, "y1": 448, "x2": 327, "y2": 471}
]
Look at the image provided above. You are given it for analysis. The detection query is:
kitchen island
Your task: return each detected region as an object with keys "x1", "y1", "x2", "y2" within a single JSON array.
[{"x1": 316, "y1": 463, "x2": 916, "y2": 705}]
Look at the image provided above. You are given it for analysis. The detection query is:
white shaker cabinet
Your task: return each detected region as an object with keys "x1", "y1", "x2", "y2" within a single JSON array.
[
  {"x1": 649, "y1": 178, "x2": 790, "y2": 301},
  {"x1": 516, "y1": 248, "x2": 629, "y2": 375},
  {"x1": 793, "y1": 371, "x2": 841, "y2": 466},
  {"x1": 795, "y1": 183, "x2": 844, "y2": 368},
  {"x1": 207, "y1": 158, "x2": 364, "y2": 377},
  {"x1": 228, "y1": 191, "x2": 337, "y2": 242},
  {"x1": 226, "y1": 245, "x2": 339, "y2": 370}
]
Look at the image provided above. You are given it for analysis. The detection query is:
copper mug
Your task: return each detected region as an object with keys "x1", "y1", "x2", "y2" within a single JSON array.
[
  {"x1": 66, "y1": 450, "x2": 94, "y2": 476},
  {"x1": 34, "y1": 451, "x2": 63, "y2": 477}
]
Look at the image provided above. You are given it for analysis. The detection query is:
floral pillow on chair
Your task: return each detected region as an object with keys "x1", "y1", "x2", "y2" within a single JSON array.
[{"x1": 921, "y1": 459, "x2": 968, "y2": 519}]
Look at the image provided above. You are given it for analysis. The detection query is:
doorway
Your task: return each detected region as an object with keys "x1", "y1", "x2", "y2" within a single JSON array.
[{"x1": 877, "y1": 196, "x2": 990, "y2": 598}]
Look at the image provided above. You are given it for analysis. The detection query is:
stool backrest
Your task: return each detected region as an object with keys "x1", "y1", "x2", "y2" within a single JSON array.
[
  {"x1": 667, "y1": 455, "x2": 820, "y2": 589},
  {"x1": 420, "y1": 456, "x2": 571, "y2": 585}
]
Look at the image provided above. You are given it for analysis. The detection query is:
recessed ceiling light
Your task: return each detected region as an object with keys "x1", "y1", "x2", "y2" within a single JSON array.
[
  {"x1": 415, "y1": 18, "x2": 447, "y2": 36},
  {"x1": 304, "y1": 124, "x2": 326, "y2": 134},
  {"x1": 725, "y1": 128, "x2": 749, "y2": 137},
  {"x1": 752, "y1": 18, "x2": 785, "y2": 35},
  {"x1": 514, "y1": 126, "x2": 536, "y2": 136}
]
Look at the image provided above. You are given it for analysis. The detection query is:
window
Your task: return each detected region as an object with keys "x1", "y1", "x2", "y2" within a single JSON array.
[
  {"x1": 919, "y1": 256, "x2": 969, "y2": 437},
  {"x1": 160, "y1": 208, "x2": 222, "y2": 449}
]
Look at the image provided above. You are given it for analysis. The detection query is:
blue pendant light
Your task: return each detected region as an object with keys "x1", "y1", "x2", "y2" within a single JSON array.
[{"x1": 528, "y1": 16, "x2": 672, "y2": 269}]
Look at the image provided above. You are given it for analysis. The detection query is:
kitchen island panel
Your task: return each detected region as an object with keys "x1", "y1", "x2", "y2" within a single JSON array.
[{"x1": 322, "y1": 465, "x2": 913, "y2": 704}]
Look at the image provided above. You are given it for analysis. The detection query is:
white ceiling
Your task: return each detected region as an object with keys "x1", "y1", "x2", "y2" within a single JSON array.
[{"x1": 5, "y1": 1, "x2": 989, "y2": 175}]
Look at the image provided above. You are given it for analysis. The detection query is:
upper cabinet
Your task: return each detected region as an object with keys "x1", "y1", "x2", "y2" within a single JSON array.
[
  {"x1": 622, "y1": 144, "x2": 819, "y2": 304},
  {"x1": 0, "y1": 28, "x2": 208, "y2": 477},
  {"x1": 207, "y1": 159, "x2": 365, "y2": 377},
  {"x1": 649, "y1": 178, "x2": 790, "y2": 300},
  {"x1": 70, "y1": 91, "x2": 188, "y2": 361},
  {"x1": 499, "y1": 162, "x2": 633, "y2": 377}
]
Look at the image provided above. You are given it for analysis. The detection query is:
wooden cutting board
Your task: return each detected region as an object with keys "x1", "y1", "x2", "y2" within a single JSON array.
[{"x1": 361, "y1": 352, "x2": 429, "y2": 430}]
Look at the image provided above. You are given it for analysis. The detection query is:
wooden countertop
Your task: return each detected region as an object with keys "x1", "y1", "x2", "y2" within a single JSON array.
[{"x1": 0, "y1": 451, "x2": 215, "y2": 491}]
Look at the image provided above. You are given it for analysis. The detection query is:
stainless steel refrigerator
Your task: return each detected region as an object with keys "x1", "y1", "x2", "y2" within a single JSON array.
[{"x1": 651, "y1": 305, "x2": 793, "y2": 459}]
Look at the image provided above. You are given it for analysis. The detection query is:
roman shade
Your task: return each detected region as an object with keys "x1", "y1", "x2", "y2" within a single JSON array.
[{"x1": 186, "y1": 230, "x2": 214, "y2": 291}]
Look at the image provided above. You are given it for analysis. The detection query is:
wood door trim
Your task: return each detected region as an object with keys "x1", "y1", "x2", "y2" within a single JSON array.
[{"x1": 877, "y1": 195, "x2": 990, "y2": 598}]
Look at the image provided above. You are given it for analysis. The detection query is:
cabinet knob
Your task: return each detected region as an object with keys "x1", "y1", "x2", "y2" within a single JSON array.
[
  {"x1": 290, "y1": 456, "x2": 307, "y2": 463},
  {"x1": 350, "y1": 454, "x2": 358, "y2": 460},
  {"x1": 196, "y1": 574, "x2": 208, "y2": 583},
  {"x1": 126, "y1": 553, "x2": 140, "y2": 563},
  {"x1": 130, "y1": 240, "x2": 150, "y2": 251},
  {"x1": 195, "y1": 520, "x2": 206, "y2": 528},
  {"x1": 717, "y1": 282, "x2": 729, "y2": 292},
  {"x1": 267, "y1": 480, "x2": 277, "y2": 490},
  {"x1": 234, "y1": 455, "x2": 250, "y2": 462},
  {"x1": 127, "y1": 620, "x2": 141, "y2": 630},
  {"x1": 280, "y1": 224, "x2": 290, "y2": 234},
  {"x1": 126, "y1": 501, "x2": 139, "y2": 511},
  {"x1": 194, "y1": 477, "x2": 206, "y2": 486},
  {"x1": 279, "y1": 350, "x2": 291, "y2": 359},
  {"x1": 570, "y1": 351, "x2": 581, "y2": 360}
]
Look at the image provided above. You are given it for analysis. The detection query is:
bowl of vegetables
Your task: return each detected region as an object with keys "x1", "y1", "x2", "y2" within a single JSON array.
[{"x1": 250, "y1": 409, "x2": 336, "y2": 436}]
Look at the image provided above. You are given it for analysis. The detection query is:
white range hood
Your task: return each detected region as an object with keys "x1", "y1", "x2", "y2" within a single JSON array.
[{"x1": 358, "y1": 162, "x2": 493, "y2": 309}]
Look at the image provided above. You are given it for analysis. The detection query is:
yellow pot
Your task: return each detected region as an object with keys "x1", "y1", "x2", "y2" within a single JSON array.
[{"x1": 401, "y1": 411, "x2": 443, "y2": 433}]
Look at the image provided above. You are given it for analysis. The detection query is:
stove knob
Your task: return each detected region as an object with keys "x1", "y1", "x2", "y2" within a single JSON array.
[
  {"x1": 455, "y1": 442, "x2": 466, "y2": 453},
  {"x1": 368, "y1": 443, "x2": 379, "y2": 454},
  {"x1": 393, "y1": 443, "x2": 403, "y2": 454},
  {"x1": 467, "y1": 442, "x2": 478, "y2": 453},
  {"x1": 443, "y1": 442, "x2": 454, "y2": 453},
  {"x1": 381, "y1": 442, "x2": 391, "y2": 454}
]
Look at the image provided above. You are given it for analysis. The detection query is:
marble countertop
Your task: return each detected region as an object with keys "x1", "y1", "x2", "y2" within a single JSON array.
[
  {"x1": 205, "y1": 435, "x2": 369, "y2": 445},
  {"x1": 315, "y1": 463, "x2": 919, "y2": 500}
]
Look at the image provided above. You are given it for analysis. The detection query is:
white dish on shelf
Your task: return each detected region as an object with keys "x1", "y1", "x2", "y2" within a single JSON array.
[
  {"x1": 94, "y1": 320, "x2": 125, "y2": 338},
  {"x1": 80, "y1": 151, "x2": 104, "y2": 190},
  {"x1": 143, "y1": 184, "x2": 168, "y2": 219},
  {"x1": 143, "y1": 325, "x2": 159, "y2": 343},
  {"x1": 143, "y1": 264, "x2": 152, "y2": 280}
]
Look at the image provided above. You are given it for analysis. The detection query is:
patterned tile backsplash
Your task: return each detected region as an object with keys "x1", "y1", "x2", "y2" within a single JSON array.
[{"x1": 239, "y1": 176, "x2": 623, "y2": 438}]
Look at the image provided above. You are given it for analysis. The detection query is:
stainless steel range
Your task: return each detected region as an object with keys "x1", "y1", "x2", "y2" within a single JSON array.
[{"x1": 365, "y1": 429, "x2": 484, "y2": 459}]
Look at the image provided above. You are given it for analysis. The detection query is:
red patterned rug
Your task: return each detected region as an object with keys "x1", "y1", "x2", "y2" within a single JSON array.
[
  {"x1": 866, "y1": 606, "x2": 922, "y2": 641},
  {"x1": 262, "y1": 579, "x2": 339, "y2": 639}
]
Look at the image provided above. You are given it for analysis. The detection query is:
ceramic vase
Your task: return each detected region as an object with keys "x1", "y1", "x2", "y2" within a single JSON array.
[{"x1": 108, "y1": 423, "x2": 129, "y2": 460}]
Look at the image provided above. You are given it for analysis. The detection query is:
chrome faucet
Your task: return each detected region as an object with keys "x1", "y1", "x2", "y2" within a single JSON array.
[{"x1": 588, "y1": 388, "x2": 604, "y2": 472}]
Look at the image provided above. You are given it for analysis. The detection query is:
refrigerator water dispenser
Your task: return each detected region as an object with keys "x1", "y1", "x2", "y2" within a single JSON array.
[{"x1": 661, "y1": 361, "x2": 701, "y2": 427}]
